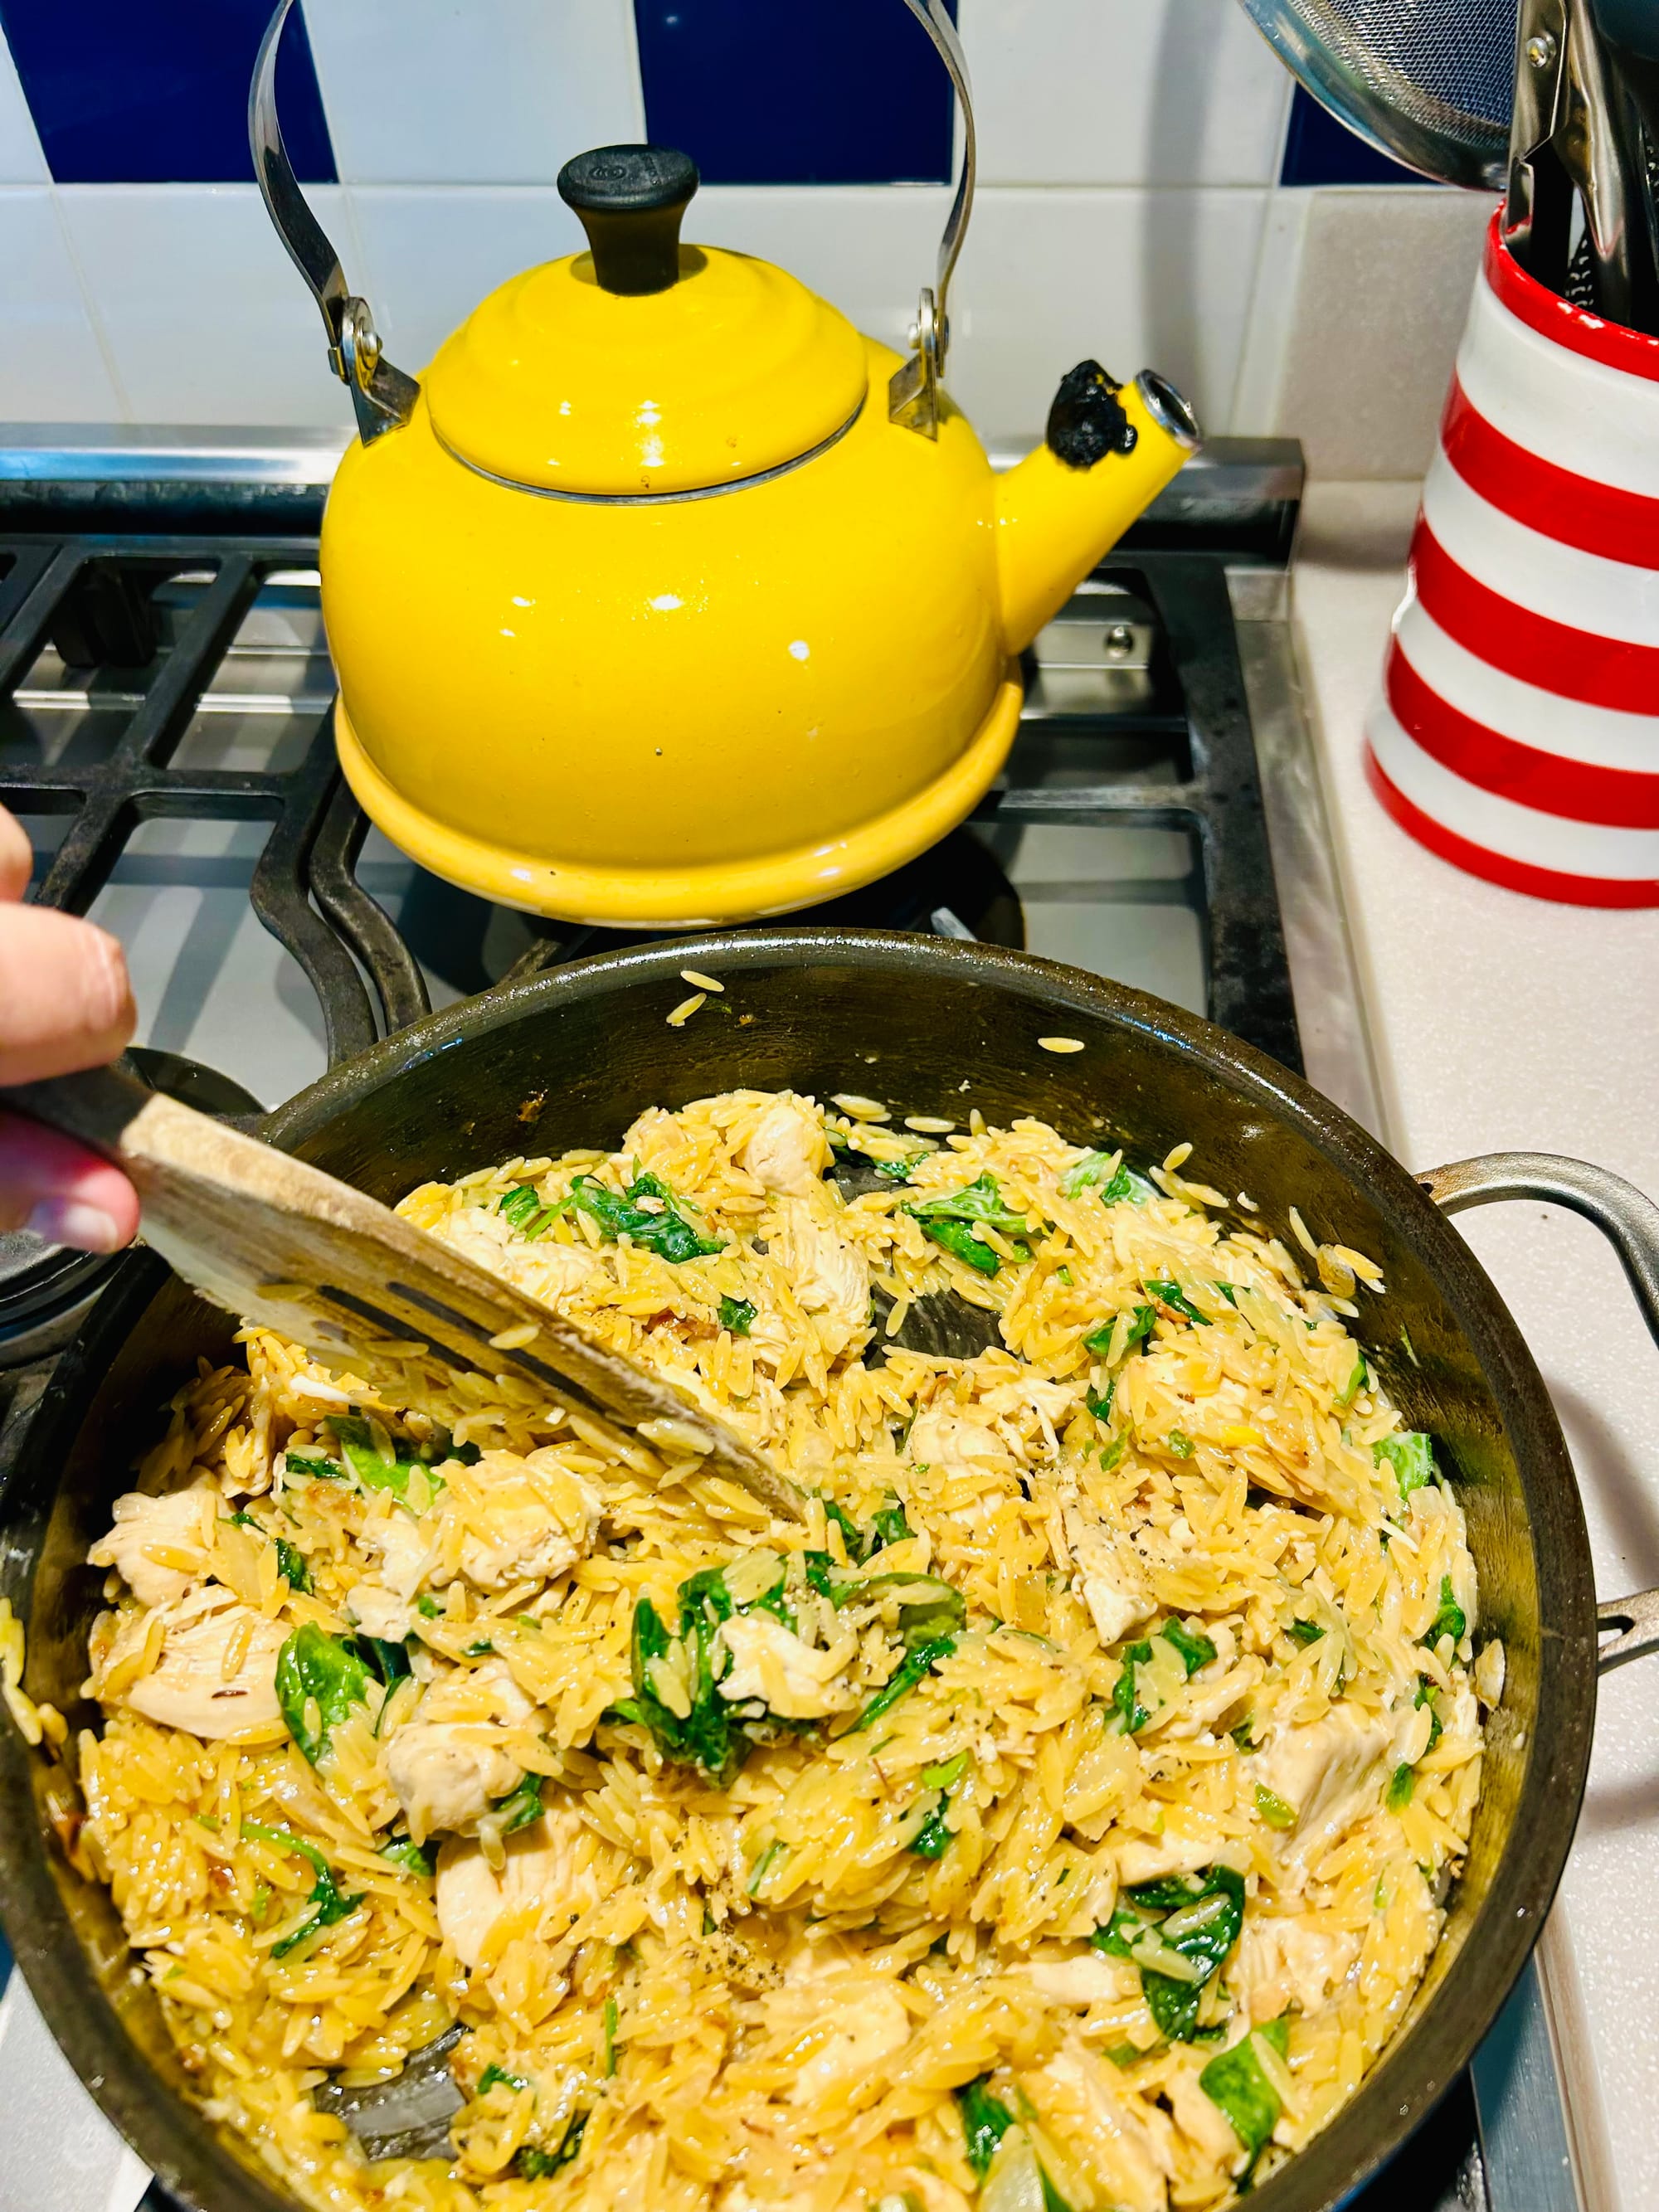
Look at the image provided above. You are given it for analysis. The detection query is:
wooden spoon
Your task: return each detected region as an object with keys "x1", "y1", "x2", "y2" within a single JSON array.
[{"x1": 4, "y1": 1064, "x2": 801, "y2": 1520}]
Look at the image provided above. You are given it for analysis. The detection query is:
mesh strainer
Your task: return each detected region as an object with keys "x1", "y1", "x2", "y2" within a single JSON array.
[{"x1": 1236, "y1": 0, "x2": 1518, "y2": 188}]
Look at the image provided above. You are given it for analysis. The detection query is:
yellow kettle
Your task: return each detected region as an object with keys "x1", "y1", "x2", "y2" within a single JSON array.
[{"x1": 253, "y1": 0, "x2": 1199, "y2": 926}]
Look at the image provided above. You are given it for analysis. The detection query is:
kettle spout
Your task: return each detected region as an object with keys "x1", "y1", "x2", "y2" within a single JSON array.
[{"x1": 995, "y1": 367, "x2": 1200, "y2": 654}]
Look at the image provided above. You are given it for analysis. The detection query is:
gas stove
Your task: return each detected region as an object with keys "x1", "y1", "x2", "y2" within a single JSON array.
[{"x1": 0, "y1": 429, "x2": 1551, "y2": 2212}]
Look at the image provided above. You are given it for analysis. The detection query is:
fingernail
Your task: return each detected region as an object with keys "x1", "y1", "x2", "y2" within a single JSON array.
[{"x1": 26, "y1": 1198, "x2": 124, "y2": 1252}]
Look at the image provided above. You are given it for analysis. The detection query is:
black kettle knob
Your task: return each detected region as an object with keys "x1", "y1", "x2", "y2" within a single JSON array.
[{"x1": 557, "y1": 144, "x2": 699, "y2": 296}]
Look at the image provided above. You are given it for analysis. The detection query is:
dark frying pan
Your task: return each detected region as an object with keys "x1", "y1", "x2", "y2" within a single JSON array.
[{"x1": 2, "y1": 929, "x2": 1656, "y2": 2212}]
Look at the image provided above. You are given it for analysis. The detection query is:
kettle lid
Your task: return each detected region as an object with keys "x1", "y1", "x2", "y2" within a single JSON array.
[{"x1": 423, "y1": 144, "x2": 870, "y2": 498}]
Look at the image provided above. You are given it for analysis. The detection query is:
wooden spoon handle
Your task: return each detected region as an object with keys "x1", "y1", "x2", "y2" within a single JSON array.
[{"x1": 2, "y1": 1062, "x2": 168, "y2": 1159}]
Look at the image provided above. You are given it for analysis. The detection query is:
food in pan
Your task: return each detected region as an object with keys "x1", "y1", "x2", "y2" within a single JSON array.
[{"x1": 51, "y1": 1089, "x2": 1499, "y2": 2210}]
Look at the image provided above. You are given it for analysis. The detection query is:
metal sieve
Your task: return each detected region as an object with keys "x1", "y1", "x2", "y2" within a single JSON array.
[{"x1": 1236, "y1": 0, "x2": 1518, "y2": 187}]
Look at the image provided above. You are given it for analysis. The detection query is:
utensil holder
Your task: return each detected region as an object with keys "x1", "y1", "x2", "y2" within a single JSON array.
[{"x1": 1367, "y1": 213, "x2": 1659, "y2": 906}]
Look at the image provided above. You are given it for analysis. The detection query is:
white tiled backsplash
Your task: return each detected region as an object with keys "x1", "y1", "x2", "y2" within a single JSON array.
[{"x1": 0, "y1": 0, "x2": 1493, "y2": 474}]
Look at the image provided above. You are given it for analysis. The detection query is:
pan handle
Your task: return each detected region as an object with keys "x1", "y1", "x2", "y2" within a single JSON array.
[{"x1": 1418, "y1": 1151, "x2": 1659, "y2": 1674}]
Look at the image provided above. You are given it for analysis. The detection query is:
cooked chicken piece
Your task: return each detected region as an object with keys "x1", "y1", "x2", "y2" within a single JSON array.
[
  {"x1": 435, "y1": 1806, "x2": 606, "y2": 1970},
  {"x1": 120, "y1": 1592, "x2": 286, "y2": 1740},
  {"x1": 739, "y1": 1094, "x2": 830, "y2": 1197},
  {"x1": 1029, "y1": 2043, "x2": 1172, "y2": 2212},
  {"x1": 384, "y1": 1660, "x2": 535, "y2": 1840},
  {"x1": 448, "y1": 1450, "x2": 601, "y2": 1591},
  {"x1": 436, "y1": 1203, "x2": 601, "y2": 1305},
  {"x1": 1165, "y1": 2061, "x2": 1245, "y2": 2173},
  {"x1": 1064, "y1": 1504, "x2": 1155, "y2": 1647},
  {"x1": 776, "y1": 1198, "x2": 870, "y2": 1351},
  {"x1": 980, "y1": 1377, "x2": 1082, "y2": 1425},
  {"x1": 88, "y1": 1485, "x2": 219, "y2": 1610},
  {"x1": 1023, "y1": 1952, "x2": 1141, "y2": 2006},
  {"x1": 787, "y1": 1984, "x2": 909, "y2": 2104},
  {"x1": 1171, "y1": 1658, "x2": 1264, "y2": 1734},
  {"x1": 348, "y1": 1509, "x2": 435, "y2": 1641},
  {"x1": 717, "y1": 1612, "x2": 855, "y2": 1720},
  {"x1": 1236, "y1": 1916, "x2": 1360, "y2": 2021},
  {"x1": 907, "y1": 1407, "x2": 1011, "y2": 1482},
  {"x1": 1116, "y1": 1815, "x2": 1238, "y2": 1888},
  {"x1": 1248, "y1": 1705, "x2": 1390, "y2": 1860}
]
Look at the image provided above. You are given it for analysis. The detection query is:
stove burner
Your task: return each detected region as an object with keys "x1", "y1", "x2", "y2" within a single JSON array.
[
  {"x1": 0, "y1": 1046, "x2": 262, "y2": 1367},
  {"x1": 395, "y1": 828, "x2": 1024, "y2": 1000}
]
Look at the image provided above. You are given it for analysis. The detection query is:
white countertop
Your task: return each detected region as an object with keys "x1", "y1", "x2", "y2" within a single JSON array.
[{"x1": 1292, "y1": 481, "x2": 1659, "y2": 2212}]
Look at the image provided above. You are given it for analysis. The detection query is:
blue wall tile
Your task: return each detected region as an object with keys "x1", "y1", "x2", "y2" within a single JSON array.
[
  {"x1": 0, "y1": 0, "x2": 335, "y2": 184},
  {"x1": 1278, "y1": 85, "x2": 1431, "y2": 187},
  {"x1": 633, "y1": 0, "x2": 956, "y2": 185}
]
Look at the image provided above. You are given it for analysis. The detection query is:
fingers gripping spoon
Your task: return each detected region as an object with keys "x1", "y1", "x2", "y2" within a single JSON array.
[{"x1": 3, "y1": 1063, "x2": 803, "y2": 1521}]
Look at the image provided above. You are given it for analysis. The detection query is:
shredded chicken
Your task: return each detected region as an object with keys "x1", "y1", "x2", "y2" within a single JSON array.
[
  {"x1": 437, "y1": 1204, "x2": 602, "y2": 1305},
  {"x1": 718, "y1": 1612, "x2": 855, "y2": 1720},
  {"x1": 88, "y1": 1485, "x2": 219, "y2": 1610},
  {"x1": 1024, "y1": 1951, "x2": 1141, "y2": 2007},
  {"x1": 739, "y1": 1095, "x2": 830, "y2": 1197},
  {"x1": 775, "y1": 1198, "x2": 869, "y2": 1352},
  {"x1": 1249, "y1": 1705, "x2": 1390, "y2": 1865},
  {"x1": 447, "y1": 1449, "x2": 601, "y2": 1591},
  {"x1": 1236, "y1": 1917, "x2": 1361, "y2": 2022},
  {"x1": 1165, "y1": 2062, "x2": 1246, "y2": 2173},
  {"x1": 119, "y1": 1592, "x2": 286, "y2": 1740},
  {"x1": 348, "y1": 1509, "x2": 434, "y2": 1641},
  {"x1": 1029, "y1": 2042, "x2": 1172, "y2": 2212},
  {"x1": 384, "y1": 1660, "x2": 535, "y2": 1840},
  {"x1": 435, "y1": 1806, "x2": 606, "y2": 1970},
  {"x1": 1117, "y1": 1814, "x2": 1241, "y2": 1888},
  {"x1": 1064, "y1": 1503, "x2": 1155, "y2": 1647},
  {"x1": 907, "y1": 1407, "x2": 1011, "y2": 1481}
]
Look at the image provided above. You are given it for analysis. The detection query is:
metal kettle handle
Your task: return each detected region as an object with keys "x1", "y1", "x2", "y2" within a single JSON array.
[
  {"x1": 249, "y1": 0, "x2": 419, "y2": 445},
  {"x1": 1419, "y1": 1151, "x2": 1659, "y2": 1674},
  {"x1": 888, "y1": 0, "x2": 977, "y2": 440}
]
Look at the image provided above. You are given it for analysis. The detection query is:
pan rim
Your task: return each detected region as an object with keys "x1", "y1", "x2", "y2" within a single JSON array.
[{"x1": 0, "y1": 930, "x2": 1595, "y2": 2212}]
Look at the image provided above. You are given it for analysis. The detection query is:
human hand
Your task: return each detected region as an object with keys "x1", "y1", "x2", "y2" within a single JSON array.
[{"x1": 0, "y1": 807, "x2": 140, "y2": 1252}]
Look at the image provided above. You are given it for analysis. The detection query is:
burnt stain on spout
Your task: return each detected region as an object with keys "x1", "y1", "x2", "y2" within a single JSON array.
[{"x1": 1046, "y1": 361, "x2": 1139, "y2": 470}]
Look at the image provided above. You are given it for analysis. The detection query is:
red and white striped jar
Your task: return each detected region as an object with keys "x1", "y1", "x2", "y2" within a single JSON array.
[{"x1": 1367, "y1": 212, "x2": 1659, "y2": 906}]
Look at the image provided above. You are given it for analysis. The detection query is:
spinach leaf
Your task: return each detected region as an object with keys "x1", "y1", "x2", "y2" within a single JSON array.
[
  {"x1": 1337, "y1": 1350, "x2": 1369, "y2": 1406},
  {"x1": 868, "y1": 1495, "x2": 913, "y2": 1552},
  {"x1": 478, "y1": 2063, "x2": 531, "y2": 2096},
  {"x1": 330, "y1": 1415, "x2": 423, "y2": 1500},
  {"x1": 353, "y1": 1634, "x2": 411, "y2": 1686},
  {"x1": 1111, "y1": 1639, "x2": 1155, "y2": 1733},
  {"x1": 275, "y1": 1623, "x2": 371, "y2": 1767},
  {"x1": 1084, "y1": 1305, "x2": 1156, "y2": 1360},
  {"x1": 497, "y1": 1184, "x2": 557, "y2": 1239},
  {"x1": 273, "y1": 1539, "x2": 311, "y2": 1594},
  {"x1": 907, "y1": 1172, "x2": 1029, "y2": 1234},
  {"x1": 416, "y1": 1593, "x2": 444, "y2": 1619},
  {"x1": 242, "y1": 1822, "x2": 363, "y2": 1959},
  {"x1": 820, "y1": 1495, "x2": 868, "y2": 1563},
  {"x1": 955, "y1": 2076, "x2": 1014, "y2": 2180},
  {"x1": 1085, "y1": 1377, "x2": 1116, "y2": 1423},
  {"x1": 1091, "y1": 1899, "x2": 1156, "y2": 1957},
  {"x1": 856, "y1": 1573, "x2": 967, "y2": 1648},
  {"x1": 1160, "y1": 1618, "x2": 1217, "y2": 1675},
  {"x1": 283, "y1": 1451, "x2": 341, "y2": 1481},
  {"x1": 874, "y1": 1155, "x2": 925, "y2": 1182},
  {"x1": 910, "y1": 1799, "x2": 953, "y2": 1858},
  {"x1": 625, "y1": 1592, "x2": 742, "y2": 1784},
  {"x1": 1199, "y1": 2017, "x2": 1289, "y2": 2174},
  {"x1": 1427, "y1": 1576, "x2": 1467, "y2": 1646},
  {"x1": 1374, "y1": 1431, "x2": 1436, "y2": 1497},
  {"x1": 1214, "y1": 1281, "x2": 1239, "y2": 1307},
  {"x1": 1127, "y1": 1865, "x2": 1246, "y2": 2042},
  {"x1": 1167, "y1": 1428, "x2": 1195, "y2": 1459},
  {"x1": 516, "y1": 2111, "x2": 586, "y2": 2178},
  {"x1": 603, "y1": 1996, "x2": 619, "y2": 2077},
  {"x1": 718, "y1": 1295, "x2": 756, "y2": 1336},
  {"x1": 1386, "y1": 1762, "x2": 1416, "y2": 1812},
  {"x1": 1417, "y1": 1676, "x2": 1443, "y2": 1751},
  {"x1": 494, "y1": 1773, "x2": 546, "y2": 1834},
  {"x1": 379, "y1": 1835, "x2": 435, "y2": 1878},
  {"x1": 569, "y1": 1172, "x2": 722, "y2": 1263},
  {"x1": 1287, "y1": 1617, "x2": 1326, "y2": 1646},
  {"x1": 907, "y1": 1213, "x2": 1004, "y2": 1277},
  {"x1": 850, "y1": 1635, "x2": 956, "y2": 1732},
  {"x1": 1145, "y1": 1278, "x2": 1212, "y2": 1326},
  {"x1": 922, "y1": 1751, "x2": 967, "y2": 1790},
  {"x1": 1099, "y1": 1162, "x2": 1156, "y2": 1206}
]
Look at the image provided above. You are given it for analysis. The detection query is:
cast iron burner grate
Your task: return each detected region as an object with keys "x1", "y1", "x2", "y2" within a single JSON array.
[{"x1": 0, "y1": 532, "x2": 1300, "y2": 1069}]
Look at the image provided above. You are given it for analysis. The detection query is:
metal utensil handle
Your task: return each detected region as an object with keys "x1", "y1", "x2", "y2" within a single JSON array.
[
  {"x1": 1420, "y1": 1150, "x2": 1659, "y2": 1672},
  {"x1": 888, "y1": 0, "x2": 977, "y2": 439},
  {"x1": 249, "y1": 0, "x2": 418, "y2": 445}
]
